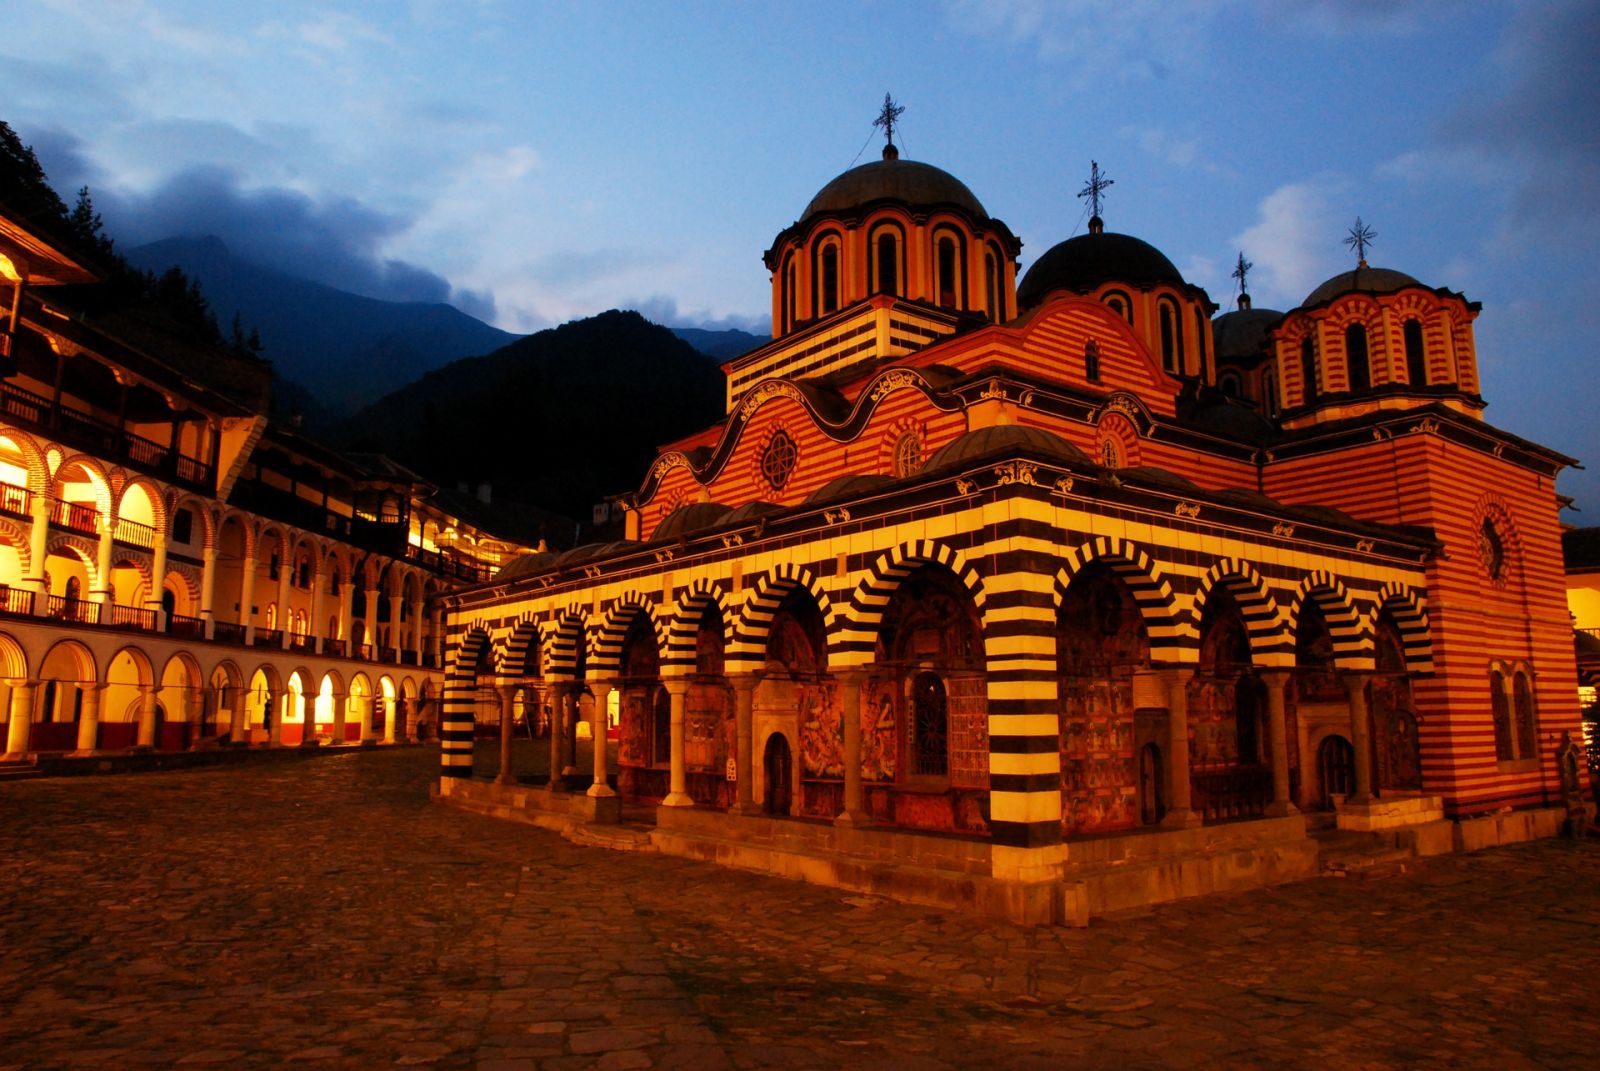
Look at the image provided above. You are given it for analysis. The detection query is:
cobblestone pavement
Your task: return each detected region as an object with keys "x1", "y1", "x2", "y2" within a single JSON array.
[{"x1": 2, "y1": 744, "x2": 1597, "y2": 1071}]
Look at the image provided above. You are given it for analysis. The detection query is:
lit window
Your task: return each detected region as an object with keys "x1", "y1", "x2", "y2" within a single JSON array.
[{"x1": 761, "y1": 429, "x2": 798, "y2": 491}]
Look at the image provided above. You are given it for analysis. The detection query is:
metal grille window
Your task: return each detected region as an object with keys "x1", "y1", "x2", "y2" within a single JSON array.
[
  {"x1": 761, "y1": 429, "x2": 797, "y2": 491},
  {"x1": 911, "y1": 671, "x2": 948, "y2": 776},
  {"x1": 892, "y1": 432, "x2": 921, "y2": 477}
]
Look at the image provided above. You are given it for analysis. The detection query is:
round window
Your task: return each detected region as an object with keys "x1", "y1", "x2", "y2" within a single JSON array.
[
  {"x1": 761, "y1": 429, "x2": 797, "y2": 491},
  {"x1": 1480, "y1": 517, "x2": 1507, "y2": 581},
  {"x1": 892, "y1": 432, "x2": 922, "y2": 477}
]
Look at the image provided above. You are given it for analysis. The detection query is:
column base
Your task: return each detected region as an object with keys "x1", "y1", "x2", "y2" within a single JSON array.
[
  {"x1": 561, "y1": 765, "x2": 579, "y2": 776},
  {"x1": 661, "y1": 792, "x2": 695, "y2": 808},
  {"x1": 586, "y1": 783, "x2": 617, "y2": 799},
  {"x1": 547, "y1": 780, "x2": 570, "y2": 795},
  {"x1": 833, "y1": 809, "x2": 872, "y2": 828},
  {"x1": 729, "y1": 800, "x2": 763, "y2": 817},
  {"x1": 495, "y1": 773, "x2": 518, "y2": 787},
  {"x1": 298, "y1": 738, "x2": 321, "y2": 748},
  {"x1": 1265, "y1": 799, "x2": 1301, "y2": 818},
  {"x1": 67, "y1": 749, "x2": 101, "y2": 758},
  {"x1": 0, "y1": 753, "x2": 28, "y2": 764},
  {"x1": 1161, "y1": 807, "x2": 1203, "y2": 829}
]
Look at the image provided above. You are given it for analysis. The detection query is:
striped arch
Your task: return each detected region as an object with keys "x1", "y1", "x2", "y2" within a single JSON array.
[
  {"x1": 169, "y1": 493, "x2": 217, "y2": 550},
  {"x1": 0, "y1": 516, "x2": 32, "y2": 578},
  {"x1": 0, "y1": 428, "x2": 50, "y2": 495},
  {"x1": 117, "y1": 476, "x2": 169, "y2": 534},
  {"x1": 728, "y1": 563, "x2": 834, "y2": 673},
  {"x1": 440, "y1": 626, "x2": 493, "y2": 780},
  {"x1": 108, "y1": 550, "x2": 155, "y2": 595},
  {"x1": 257, "y1": 524, "x2": 294, "y2": 569},
  {"x1": 216, "y1": 509, "x2": 258, "y2": 560},
  {"x1": 1055, "y1": 536, "x2": 1189, "y2": 662},
  {"x1": 663, "y1": 578, "x2": 731, "y2": 675},
  {"x1": 590, "y1": 593, "x2": 664, "y2": 677},
  {"x1": 45, "y1": 533, "x2": 100, "y2": 585},
  {"x1": 501, "y1": 618, "x2": 544, "y2": 678},
  {"x1": 544, "y1": 608, "x2": 590, "y2": 678},
  {"x1": 49, "y1": 452, "x2": 114, "y2": 520},
  {"x1": 1190, "y1": 557, "x2": 1292, "y2": 667},
  {"x1": 1288, "y1": 571, "x2": 1370, "y2": 669},
  {"x1": 164, "y1": 563, "x2": 203, "y2": 615},
  {"x1": 836, "y1": 539, "x2": 986, "y2": 667},
  {"x1": 1371, "y1": 582, "x2": 1433, "y2": 674}
]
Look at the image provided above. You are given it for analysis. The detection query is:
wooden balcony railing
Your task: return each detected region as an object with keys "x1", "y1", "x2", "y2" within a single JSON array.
[
  {"x1": 105, "y1": 603, "x2": 156, "y2": 631},
  {"x1": 51, "y1": 498, "x2": 99, "y2": 535},
  {"x1": 46, "y1": 594, "x2": 99, "y2": 624},
  {"x1": 0, "y1": 586, "x2": 34, "y2": 615},
  {"x1": 212, "y1": 621, "x2": 245, "y2": 645},
  {"x1": 167, "y1": 613, "x2": 206, "y2": 639},
  {"x1": 114, "y1": 516, "x2": 156, "y2": 548},
  {"x1": 0, "y1": 481, "x2": 30, "y2": 516},
  {"x1": 253, "y1": 626, "x2": 283, "y2": 648}
]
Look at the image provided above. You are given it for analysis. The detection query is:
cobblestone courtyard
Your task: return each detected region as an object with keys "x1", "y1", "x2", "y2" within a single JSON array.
[{"x1": 1, "y1": 745, "x2": 1596, "y2": 1070}]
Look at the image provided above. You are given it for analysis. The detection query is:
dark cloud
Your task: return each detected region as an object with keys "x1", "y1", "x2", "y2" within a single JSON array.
[
  {"x1": 82, "y1": 163, "x2": 493, "y2": 318},
  {"x1": 629, "y1": 295, "x2": 765, "y2": 335},
  {"x1": 528, "y1": 247, "x2": 664, "y2": 287},
  {"x1": 1440, "y1": 1, "x2": 1600, "y2": 230},
  {"x1": 25, "y1": 126, "x2": 107, "y2": 194}
]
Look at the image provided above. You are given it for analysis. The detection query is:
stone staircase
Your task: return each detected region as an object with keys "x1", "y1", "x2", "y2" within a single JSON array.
[{"x1": 0, "y1": 760, "x2": 44, "y2": 782}]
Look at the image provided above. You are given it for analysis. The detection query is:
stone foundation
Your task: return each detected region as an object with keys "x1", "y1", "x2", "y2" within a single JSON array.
[
  {"x1": 1452, "y1": 806, "x2": 1566, "y2": 852},
  {"x1": 435, "y1": 778, "x2": 621, "y2": 831},
  {"x1": 1337, "y1": 794, "x2": 1445, "y2": 832}
]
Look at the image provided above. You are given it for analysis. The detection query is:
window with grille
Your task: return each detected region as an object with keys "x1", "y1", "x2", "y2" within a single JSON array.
[
  {"x1": 892, "y1": 432, "x2": 922, "y2": 477},
  {"x1": 911, "y1": 671, "x2": 948, "y2": 776},
  {"x1": 761, "y1": 429, "x2": 797, "y2": 491}
]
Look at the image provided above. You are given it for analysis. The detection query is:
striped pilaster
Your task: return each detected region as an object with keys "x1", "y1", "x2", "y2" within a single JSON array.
[
  {"x1": 439, "y1": 628, "x2": 490, "y2": 780},
  {"x1": 982, "y1": 581, "x2": 1062, "y2": 856}
]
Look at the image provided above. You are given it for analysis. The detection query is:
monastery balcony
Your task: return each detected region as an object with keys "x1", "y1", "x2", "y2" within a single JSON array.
[
  {"x1": 404, "y1": 543, "x2": 493, "y2": 583},
  {"x1": 0, "y1": 380, "x2": 215, "y2": 492}
]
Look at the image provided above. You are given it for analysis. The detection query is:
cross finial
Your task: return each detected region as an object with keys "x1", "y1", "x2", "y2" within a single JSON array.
[
  {"x1": 1078, "y1": 160, "x2": 1114, "y2": 230},
  {"x1": 1344, "y1": 217, "x2": 1377, "y2": 267},
  {"x1": 1231, "y1": 251, "x2": 1253, "y2": 309},
  {"x1": 873, "y1": 93, "x2": 905, "y2": 150}
]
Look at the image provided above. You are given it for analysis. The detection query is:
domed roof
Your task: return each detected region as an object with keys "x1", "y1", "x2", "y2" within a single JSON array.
[
  {"x1": 923, "y1": 424, "x2": 1089, "y2": 473},
  {"x1": 654, "y1": 502, "x2": 732, "y2": 541},
  {"x1": 1303, "y1": 264, "x2": 1421, "y2": 308},
  {"x1": 495, "y1": 552, "x2": 557, "y2": 581},
  {"x1": 1017, "y1": 228, "x2": 1185, "y2": 307},
  {"x1": 1212, "y1": 304, "x2": 1284, "y2": 362},
  {"x1": 802, "y1": 146, "x2": 988, "y2": 222}
]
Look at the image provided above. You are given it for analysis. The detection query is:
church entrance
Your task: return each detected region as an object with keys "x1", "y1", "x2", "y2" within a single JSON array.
[
  {"x1": 763, "y1": 734, "x2": 792, "y2": 816},
  {"x1": 1317, "y1": 735, "x2": 1355, "y2": 809},
  {"x1": 1139, "y1": 743, "x2": 1165, "y2": 825}
]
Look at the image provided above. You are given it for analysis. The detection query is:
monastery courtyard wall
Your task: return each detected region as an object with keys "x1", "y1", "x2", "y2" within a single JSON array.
[{"x1": 3, "y1": 745, "x2": 1595, "y2": 1070}]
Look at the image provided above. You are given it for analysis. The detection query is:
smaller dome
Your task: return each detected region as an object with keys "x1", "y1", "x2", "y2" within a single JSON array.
[
  {"x1": 1212, "y1": 306, "x2": 1283, "y2": 362},
  {"x1": 805, "y1": 474, "x2": 896, "y2": 506},
  {"x1": 923, "y1": 424, "x2": 1089, "y2": 473},
  {"x1": 1303, "y1": 264, "x2": 1421, "y2": 308},
  {"x1": 802, "y1": 148, "x2": 988, "y2": 222},
  {"x1": 495, "y1": 552, "x2": 557, "y2": 581},
  {"x1": 654, "y1": 502, "x2": 732, "y2": 541},
  {"x1": 1018, "y1": 230, "x2": 1185, "y2": 307}
]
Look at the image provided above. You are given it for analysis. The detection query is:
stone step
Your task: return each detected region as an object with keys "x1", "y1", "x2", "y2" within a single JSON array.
[
  {"x1": 564, "y1": 822, "x2": 657, "y2": 853},
  {"x1": 1315, "y1": 829, "x2": 1415, "y2": 878},
  {"x1": 0, "y1": 763, "x2": 44, "y2": 782}
]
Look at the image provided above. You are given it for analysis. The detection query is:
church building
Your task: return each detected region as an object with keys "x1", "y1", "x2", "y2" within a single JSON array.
[{"x1": 439, "y1": 119, "x2": 1584, "y2": 923}]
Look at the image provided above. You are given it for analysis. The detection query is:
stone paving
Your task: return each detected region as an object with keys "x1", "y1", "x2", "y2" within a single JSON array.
[{"x1": 1, "y1": 743, "x2": 1597, "y2": 1070}]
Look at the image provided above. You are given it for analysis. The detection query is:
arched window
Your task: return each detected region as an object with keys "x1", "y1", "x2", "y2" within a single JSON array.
[
  {"x1": 1489, "y1": 668, "x2": 1514, "y2": 760},
  {"x1": 1218, "y1": 371, "x2": 1241, "y2": 397},
  {"x1": 1158, "y1": 299, "x2": 1182, "y2": 373},
  {"x1": 1104, "y1": 290, "x2": 1133, "y2": 324},
  {"x1": 1099, "y1": 437, "x2": 1120, "y2": 468},
  {"x1": 1404, "y1": 319, "x2": 1427, "y2": 385},
  {"x1": 1301, "y1": 337, "x2": 1318, "y2": 403},
  {"x1": 1194, "y1": 306, "x2": 1209, "y2": 376},
  {"x1": 814, "y1": 239, "x2": 840, "y2": 317},
  {"x1": 873, "y1": 230, "x2": 899, "y2": 296},
  {"x1": 1262, "y1": 366, "x2": 1279, "y2": 418},
  {"x1": 936, "y1": 235, "x2": 958, "y2": 308},
  {"x1": 1512, "y1": 669, "x2": 1538, "y2": 759},
  {"x1": 1084, "y1": 338, "x2": 1101, "y2": 383},
  {"x1": 892, "y1": 431, "x2": 922, "y2": 477},
  {"x1": 781, "y1": 251, "x2": 796, "y2": 334},
  {"x1": 985, "y1": 248, "x2": 1001, "y2": 323},
  {"x1": 1345, "y1": 323, "x2": 1371, "y2": 391}
]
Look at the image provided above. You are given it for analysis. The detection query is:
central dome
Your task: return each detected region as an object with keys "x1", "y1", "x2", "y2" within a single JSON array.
[
  {"x1": 801, "y1": 146, "x2": 988, "y2": 222},
  {"x1": 1303, "y1": 264, "x2": 1422, "y2": 308},
  {"x1": 1017, "y1": 230, "x2": 1184, "y2": 307}
]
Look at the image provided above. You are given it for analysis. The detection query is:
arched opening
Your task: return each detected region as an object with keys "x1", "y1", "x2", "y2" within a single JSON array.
[
  {"x1": 1403, "y1": 319, "x2": 1427, "y2": 385},
  {"x1": 872, "y1": 229, "x2": 899, "y2": 297},
  {"x1": 781, "y1": 251, "x2": 797, "y2": 334},
  {"x1": 763, "y1": 732, "x2": 792, "y2": 815},
  {"x1": 1512, "y1": 669, "x2": 1538, "y2": 760},
  {"x1": 1189, "y1": 587, "x2": 1270, "y2": 820},
  {"x1": 1300, "y1": 337, "x2": 1318, "y2": 403},
  {"x1": 684, "y1": 602, "x2": 732, "y2": 807},
  {"x1": 815, "y1": 240, "x2": 840, "y2": 316},
  {"x1": 1317, "y1": 734, "x2": 1356, "y2": 808},
  {"x1": 1345, "y1": 323, "x2": 1371, "y2": 391},
  {"x1": 33, "y1": 642, "x2": 93, "y2": 750},
  {"x1": 985, "y1": 247, "x2": 1001, "y2": 323},
  {"x1": 1103, "y1": 290, "x2": 1132, "y2": 324},
  {"x1": 1057, "y1": 562, "x2": 1149, "y2": 836},
  {"x1": 615, "y1": 614, "x2": 665, "y2": 802},
  {"x1": 1294, "y1": 600, "x2": 1346, "y2": 810},
  {"x1": 754, "y1": 585, "x2": 832, "y2": 818},
  {"x1": 1371, "y1": 614, "x2": 1421, "y2": 791},
  {"x1": 936, "y1": 234, "x2": 959, "y2": 308},
  {"x1": 1158, "y1": 299, "x2": 1181, "y2": 373},
  {"x1": 1139, "y1": 743, "x2": 1165, "y2": 825}
]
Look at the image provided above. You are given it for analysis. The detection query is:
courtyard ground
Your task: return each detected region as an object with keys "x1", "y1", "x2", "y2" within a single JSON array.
[{"x1": 0, "y1": 742, "x2": 1595, "y2": 1070}]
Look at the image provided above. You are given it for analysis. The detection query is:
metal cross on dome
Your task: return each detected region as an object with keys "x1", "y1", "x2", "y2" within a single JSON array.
[
  {"x1": 1345, "y1": 217, "x2": 1377, "y2": 264},
  {"x1": 1078, "y1": 160, "x2": 1113, "y2": 219},
  {"x1": 873, "y1": 93, "x2": 905, "y2": 148},
  {"x1": 1232, "y1": 252, "x2": 1252, "y2": 296}
]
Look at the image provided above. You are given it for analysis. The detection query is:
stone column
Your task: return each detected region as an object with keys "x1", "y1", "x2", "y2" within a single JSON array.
[
  {"x1": 662, "y1": 678, "x2": 693, "y2": 808},
  {"x1": 356, "y1": 693, "x2": 373, "y2": 743},
  {"x1": 1343, "y1": 673, "x2": 1375, "y2": 804},
  {"x1": 92, "y1": 517, "x2": 115, "y2": 610},
  {"x1": 335, "y1": 582, "x2": 352, "y2": 654},
  {"x1": 430, "y1": 606, "x2": 444, "y2": 666},
  {"x1": 383, "y1": 694, "x2": 397, "y2": 744},
  {"x1": 561, "y1": 687, "x2": 579, "y2": 776},
  {"x1": 145, "y1": 532, "x2": 169, "y2": 629},
  {"x1": 300, "y1": 688, "x2": 320, "y2": 747},
  {"x1": 588, "y1": 680, "x2": 615, "y2": 798},
  {"x1": 330, "y1": 692, "x2": 347, "y2": 746},
  {"x1": 199, "y1": 546, "x2": 217, "y2": 638},
  {"x1": 730, "y1": 673, "x2": 760, "y2": 815},
  {"x1": 72, "y1": 682, "x2": 104, "y2": 755},
  {"x1": 270, "y1": 691, "x2": 288, "y2": 747},
  {"x1": 387, "y1": 594, "x2": 404, "y2": 661},
  {"x1": 835, "y1": 670, "x2": 870, "y2": 826},
  {"x1": 26, "y1": 494, "x2": 51, "y2": 613},
  {"x1": 228, "y1": 690, "x2": 246, "y2": 744},
  {"x1": 546, "y1": 683, "x2": 568, "y2": 793},
  {"x1": 496, "y1": 682, "x2": 517, "y2": 786},
  {"x1": 1161, "y1": 668, "x2": 1202, "y2": 828},
  {"x1": 2, "y1": 680, "x2": 35, "y2": 760},
  {"x1": 308, "y1": 568, "x2": 325, "y2": 655},
  {"x1": 1261, "y1": 670, "x2": 1298, "y2": 817},
  {"x1": 362, "y1": 588, "x2": 380, "y2": 655},
  {"x1": 275, "y1": 555, "x2": 292, "y2": 650},
  {"x1": 411, "y1": 600, "x2": 426, "y2": 663},
  {"x1": 239, "y1": 556, "x2": 257, "y2": 642},
  {"x1": 135, "y1": 684, "x2": 158, "y2": 749}
]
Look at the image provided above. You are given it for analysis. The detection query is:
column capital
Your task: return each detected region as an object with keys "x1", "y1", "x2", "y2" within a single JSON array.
[
  {"x1": 661, "y1": 677, "x2": 690, "y2": 697},
  {"x1": 831, "y1": 667, "x2": 871, "y2": 686},
  {"x1": 1259, "y1": 669, "x2": 1292, "y2": 688},
  {"x1": 729, "y1": 671, "x2": 763, "y2": 694}
]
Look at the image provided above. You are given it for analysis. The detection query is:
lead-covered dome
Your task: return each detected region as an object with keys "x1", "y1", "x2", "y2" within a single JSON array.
[
  {"x1": 800, "y1": 145, "x2": 988, "y2": 222},
  {"x1": 1017, "y1": 228, "x2": 1185, "y2": 308},
  {"x1": 1303, "y1": 264, "x2": 1421, "y2": 308}
]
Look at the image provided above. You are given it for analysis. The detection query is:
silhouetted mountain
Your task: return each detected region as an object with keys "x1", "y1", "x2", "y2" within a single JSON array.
[
  {"x1": 124, "y1": 235, "x2": 520, "y2": 416},
  {"x1": 671, "y1": 326, "x2": 765, "y2": 362},
  {"x1": 346, "y1": 310, "x2": 724, "y2": 523}
]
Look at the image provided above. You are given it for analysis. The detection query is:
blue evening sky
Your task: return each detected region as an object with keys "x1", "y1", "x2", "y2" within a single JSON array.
[{"x1": 4, "y1": 1, "x2": 1596, "y2": 510}]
